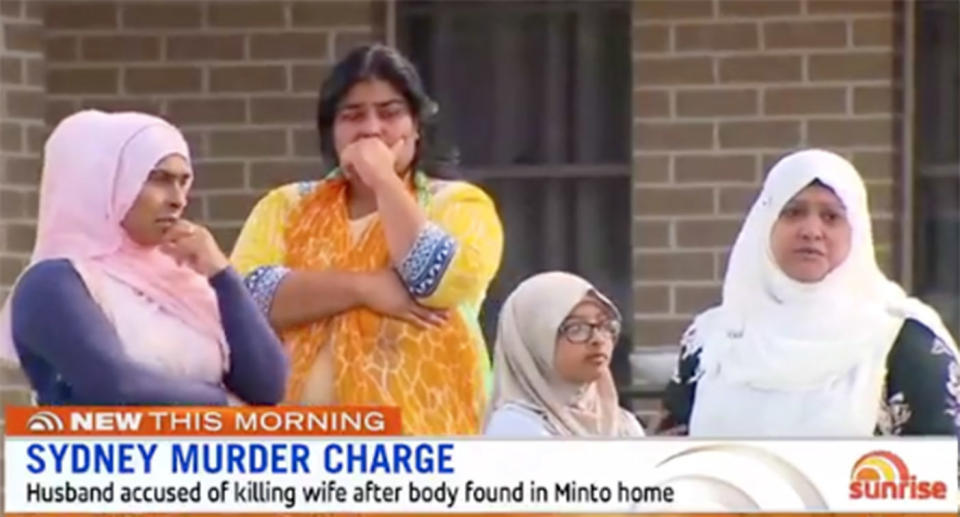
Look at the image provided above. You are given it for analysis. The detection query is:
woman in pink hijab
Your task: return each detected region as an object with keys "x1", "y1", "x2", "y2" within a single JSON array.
[{"x1": 0, "y1": 110, "x2": 288, "y2": 405}]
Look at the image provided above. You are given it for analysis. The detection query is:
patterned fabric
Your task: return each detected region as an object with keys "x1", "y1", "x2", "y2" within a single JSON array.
[
  {"x1": 398, "y1": 222, "x2": 457, "y2": 297},
  {"x1": 947, "y1": 362, "x2": 960, "y2": 428},
  {"x1": 878, "y1": 392, "x2": 911, "y2": 435},
  {"x1": 658, "y1": 318, "x2": 960, "y2": 438},
  {"x1": 242, "y1": 265, "x2": 290, "y2": 315},
  {"x1": 231, "y1": 171, "x2": 504, "y2": 435},
  {"x1": 296, "y1": 180, "x2": 313, "y2": 197}
]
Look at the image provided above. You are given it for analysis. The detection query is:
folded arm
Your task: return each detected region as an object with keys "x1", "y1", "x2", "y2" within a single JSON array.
[{"x1": 12, "y1": 260, "x2": 230, "y2": 405}]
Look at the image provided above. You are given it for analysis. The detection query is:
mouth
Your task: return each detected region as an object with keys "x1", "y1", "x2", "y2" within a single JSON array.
[
  {"x1": 793, "y1": 247, "x2": 825, "y2": 259},
  {"x1": 155, "y1": 217, "x2": 178, "y2": 228},
  {"x1": 585, "y1": 352, "x2": 609, "y2": 364}
]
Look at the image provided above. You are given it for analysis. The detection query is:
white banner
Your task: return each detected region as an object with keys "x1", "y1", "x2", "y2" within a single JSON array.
[{"x1": 4, "y1": 437, "x2": 958, "y2": 513}]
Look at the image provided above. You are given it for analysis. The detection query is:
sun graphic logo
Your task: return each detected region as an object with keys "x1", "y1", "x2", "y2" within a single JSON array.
[
  {"x1": 25, "y1": 411, "x2": 65, "y2": 433},
  {"x1": 849, "y1": 450, "x2": 948, "y2": 500}
]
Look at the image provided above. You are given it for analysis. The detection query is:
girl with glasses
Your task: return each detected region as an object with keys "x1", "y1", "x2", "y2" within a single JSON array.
[{"x1": 484, "y1": 272, "x2": 645, "y2": 437}]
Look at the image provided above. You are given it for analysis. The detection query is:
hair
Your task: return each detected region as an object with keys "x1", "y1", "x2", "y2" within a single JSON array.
[
  {"x1": 808, "y1": 178, "x2": 831, "y2": 190},
  {"x1": 315, "y1": 44, "x2": 459, "y2": 179}
]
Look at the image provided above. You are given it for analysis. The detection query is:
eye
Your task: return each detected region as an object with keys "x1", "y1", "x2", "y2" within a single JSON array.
[
  {"x1": 781, "y1": 205, "x2": 804, "y2": 219},
  {"x1": 338, "y1": 110, "x2": 364, "y2": 122},
  {"x1": 561, "y1": 322, "x2": 590, "y2": 341},
  {"x1": 378, "y1": 105, "x2": 405, "y2": 120},
  {"x1": 821, "y1": 210, "x2": 844, "y2": 224},
  {"x1": 147, "y1": 171, "x2": 169, "y2": 184}
]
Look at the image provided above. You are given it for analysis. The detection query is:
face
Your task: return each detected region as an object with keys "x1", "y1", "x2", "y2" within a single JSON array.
[
  {"x1": 769, "y1": 183, "x2": 852, "y2": 283},
  {"x1": 553, "y1": 294, "x2": 621, "y2": 385},
  {"x1": 120, "y1": 154, "x2": 192, "y2": 246},
  {"x1": 332, "y1": 79, "x2": 419, "y2": 174}
]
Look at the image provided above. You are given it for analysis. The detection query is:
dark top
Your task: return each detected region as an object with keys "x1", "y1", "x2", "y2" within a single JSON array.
[
  {"x1": 11, "y1": 259, "x2": 289, "y2": 406},
  {"x1": 659, "y1": 318, "x2": 960, "y2": 437}
]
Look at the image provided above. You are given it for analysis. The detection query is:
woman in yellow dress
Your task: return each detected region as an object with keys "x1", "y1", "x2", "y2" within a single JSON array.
[{"x1": 231, "y1": 44, "x2": 504, "y2": 435}]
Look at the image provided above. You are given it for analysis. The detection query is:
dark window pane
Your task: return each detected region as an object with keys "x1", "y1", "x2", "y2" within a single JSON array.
[
  {"x1": 397, "y1": 1, "x2": 633, "y2": 364},
  {"x1": 913, "y1": 0, "x2": 960, "y2": 334},
  {"x1": 399, "y1": 1, "x2": 631, "y2": 167}
]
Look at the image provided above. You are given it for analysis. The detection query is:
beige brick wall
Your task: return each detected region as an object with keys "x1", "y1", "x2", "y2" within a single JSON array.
[
  {"x1": 0, "y1": 0, "x2": 907, "y2": 438},
  {"x1": 0, "y1": 0, "x2": 387, "y2": 369},
  {"x1": 0, "y1": 0, "x2": 44, "y2": 304},
  {"x1": 0, "y1": 2, "x2": 43, "y2": 387},
  {"x1": 630, "y1": 0, "x2": 902, "y2": 361},
  {"x1": 1, "y1": 0, "x2": 45, "y2": 502},
  {"x1": 0, "y1": 0, "x2": 387, "y2": 372},
  {"x1": 0, "y1": 0, "x2": 384, "y2": 506},
  {"x1": 42, "y1": 0, "x2": 385, "y2": 249}
]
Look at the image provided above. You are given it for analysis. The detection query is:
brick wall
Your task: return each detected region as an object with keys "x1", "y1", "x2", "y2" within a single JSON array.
[
  {"x1": 629, "y1": 0, "x2": 902, "y2": 392},
  {"x1": 1, "y1": 0, "x2": 45, "y2": 502},
  {"x1": 0, "y1": 0, "x2": 387, "y2": 402},
  {"x1": 0, "y1": 0, "x2": 385, "y2": 506},
  {"x1": 0, "y1": 0, "x2": 907, "y2": 431},
  {"x1": 0, "y1": 0, "x2": 44, "y2": 306},
  {"x1": 43, "y1": 0, "x2": 385, "y2": 249}
]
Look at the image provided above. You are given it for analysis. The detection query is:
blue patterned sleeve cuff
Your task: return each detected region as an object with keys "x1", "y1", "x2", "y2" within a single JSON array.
[
  {"x1": 397, "y1": 222, "x2": 458, "y2": 298},
  {"x1": 242, "y1": 265, "x2": 291, "y2": 315}
]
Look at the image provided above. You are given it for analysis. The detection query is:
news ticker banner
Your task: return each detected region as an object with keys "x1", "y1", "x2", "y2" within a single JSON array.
[{"x1": 2, "y1": 407, "x2": 958, "y2": 514}]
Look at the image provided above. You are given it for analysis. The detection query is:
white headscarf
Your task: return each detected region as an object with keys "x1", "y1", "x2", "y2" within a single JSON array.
[
  {"x1": 486, "y1": 271, "x2": 644, "y2": 437},
  {"x1": 689, "y1": 150, "x2": 955, "y2": 432}
]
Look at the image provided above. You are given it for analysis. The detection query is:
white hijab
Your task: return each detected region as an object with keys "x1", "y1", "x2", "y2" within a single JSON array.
[
  {"x1": 486, "y1": 271, "x2": 643, "y2": 437},
  {"x1": 689, "y1": 149, "x2": 955, "y2": 434}
]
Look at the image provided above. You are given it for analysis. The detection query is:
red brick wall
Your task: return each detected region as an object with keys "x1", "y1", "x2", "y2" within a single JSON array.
[{"x1": 631, "y1": 0, "x2": 902, "y2": 356}]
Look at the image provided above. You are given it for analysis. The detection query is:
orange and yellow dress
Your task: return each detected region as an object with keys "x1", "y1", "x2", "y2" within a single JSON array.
[{"x1": 231, "y1": 170, "x2": 503, "y2": 435}]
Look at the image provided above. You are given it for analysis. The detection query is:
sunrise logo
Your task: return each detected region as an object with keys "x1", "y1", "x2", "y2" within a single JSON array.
[{"x1": 848, "y1": 450, "x2": 948, "y2": 500}]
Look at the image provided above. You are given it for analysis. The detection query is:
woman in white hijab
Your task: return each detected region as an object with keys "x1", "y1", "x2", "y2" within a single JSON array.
[
  {"x1": 485, "y1": 271, "x2": 645, "y2": 437},
  {"x1": 658, "y1": 149, "x2": 960, "y2": 438}
]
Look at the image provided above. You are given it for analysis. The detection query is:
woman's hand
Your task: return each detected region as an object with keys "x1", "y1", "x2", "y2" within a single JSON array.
[
  {"x1": 340, "y1": 137, "x2": 406, "y2": 191},
  {"x1": 356, "y1": 269, "x2": 447, "y2": 328},
  {"x1": 159, "y1": 220, "x2": 230, "y2": 278}
]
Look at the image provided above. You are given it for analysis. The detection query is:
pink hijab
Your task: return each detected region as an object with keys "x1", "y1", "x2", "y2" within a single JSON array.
[{"x1": 0, "y1": 110, "x2": 225, "y2": 367}]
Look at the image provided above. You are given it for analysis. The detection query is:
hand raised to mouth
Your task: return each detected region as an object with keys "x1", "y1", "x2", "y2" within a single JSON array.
[{"x1": 158, "y1": 220, "x2": 230, "y2": 278}]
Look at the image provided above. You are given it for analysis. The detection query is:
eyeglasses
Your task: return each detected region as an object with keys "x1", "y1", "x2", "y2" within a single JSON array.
[{"x1": 559, "y1": 319, "x2": 621, "y2": 344}]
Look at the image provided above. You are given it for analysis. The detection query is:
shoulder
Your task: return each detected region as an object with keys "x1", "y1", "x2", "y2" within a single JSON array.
[
  {"x1": 258, "y1": 181, "x2": 320, "y2": 208},
  {"x1": 240, "y1": 181, "x2": 322, "y2": 231},
  {"x1": 690, "y1": 305, "x2": 724, "y2": 328},
  {"x1": 679, "y1": 306, "x2": 723, "y2": 355},
  {"x1": 428, "y1": 179, "x2": 496, "y2": 207},
  {"x1": 12, "y1": 259, "x2": 88, "y2": 323},
  {"x1": 15, "y1": 259, "x2": 82, "y2": 295},
  {"x1": 484, "y1": 403, "x2": 553, "y2": 438},
  {"x1": 901, "y1": 317, "x2": 937, "y2": 340},
  {"x1": 618, "y1": 408, "x2": 646, "y2": 437},
  {"x1": 426, "y1": 180, "x2": 503, "y2": 238},
  {"x1": 890, "y1": 318, "x2": 955, "y2": 361}
]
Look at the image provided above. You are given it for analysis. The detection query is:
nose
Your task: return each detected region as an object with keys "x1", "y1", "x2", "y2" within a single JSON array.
[
  {"x1": 797, "y1": 214, "x2": 824, "y2": 241},
  {"x1": 167, "y1": 183, "x2": 187, "y2": 212},
  {"x1": 588, "y1": 327, "x2": 610, "y2": 349},
  {"x1": 356, "y1": 110, "x2": 383, "y2": 138}
]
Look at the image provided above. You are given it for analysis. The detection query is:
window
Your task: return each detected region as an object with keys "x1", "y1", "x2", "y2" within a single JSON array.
[
  {"x1": 913, "y1": 0, "x2": 960, "y2": 334},
  {"x1": 397, "y1": 0, "x2": 633, "y2": 372}
]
